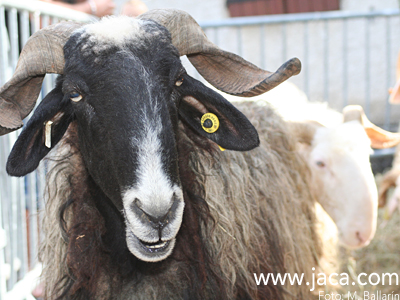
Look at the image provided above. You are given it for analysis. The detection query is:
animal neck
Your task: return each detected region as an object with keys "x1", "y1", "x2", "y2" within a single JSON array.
[{"x1": 55, "y1": 122, "x2": 228, "y2": 299}]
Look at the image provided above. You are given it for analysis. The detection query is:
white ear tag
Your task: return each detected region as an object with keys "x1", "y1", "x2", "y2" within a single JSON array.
[{"x1": 45, "y1": 121, "x2": 53, "y2": 148}]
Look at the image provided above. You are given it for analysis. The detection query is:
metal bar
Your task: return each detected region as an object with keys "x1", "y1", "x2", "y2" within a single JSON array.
[
  {"x1": 9, "y1": 132, "x2": 20, "y2": 289},
  {"x1": 0, "y1": 226, "x2": 6, "y2": 300},
  {"x1": 281, "y1": 23, "x2": 287, "y2": 62},
  {"x1": 342, "y1": 18, "x2": 348, "y2": 107},
  {"x1": 214, "y1": 27, "x2": 220, "y2": 47},
  {"x1": 365, "y1": 16, "x2": 371, "y2": 117},
  {"x1": 42, "y1": 14, "x2": 54, "y2": 107},
  {"x1": 0, "y1": 6, "x2": 7, "y2": 85},
  {"x1": 31, "y1": 10, "x2": 40, "y2": 33},
  {"x1": 51, "y1": 16, "x2": 59, "y2": 25},
  {"x1": 28, "y1": 173, "x2": 38, "y2": 269},
  {"x1": 371, "y1": 148, "x2": 396, "y2": 158},
  {"x1": 260, "y1": 24, "x2": 266, "y2": 69},
  {"x1": 20, "y1": 10, "x2": 30, "y2": 47},
  {"x1": 8, "y1": 9, "x2": 19, "y2": 71},
  {"x1": 236, "y1": 26, "x2": 242, "y2": 57},
  {"x1": 0, "y1": 141, "x2": 7, "y2": 300},
  {"x1": 1, "y1": 0, "x2": 95, "y2": 22},
  {"x1": 41, "y1": 14, "x2": 49, "y2": 28},
  {"x1": 37, "y1": 165, "x2": 46, "y2": 246},
  {"x1": 384, "y1": 16, "x2": 392, "y2": 130},
  {"x1": 17, "y1": 173, "x2": 27, "y2": 277},
  {"x1": 0, "y1": 135, "x2": 11, "y2": 297},
  {"x1": 303, "y1": 21, "x2": 309, "y2": 97},
  {"x1": 323, "y1": 20, "x2": 329, "y2": 102},
  {"x1": 199, "y1": 9, "x2": 400, "y2": 28}
]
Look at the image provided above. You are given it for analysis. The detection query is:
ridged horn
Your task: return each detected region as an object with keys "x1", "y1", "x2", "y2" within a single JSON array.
[
  {"x1": 138, "y1": 9, "x2": 301, "y2": 97},
  {"x1": 0, "y1": 21, "x2": 82, "y2": 136},
  {"x1": 343, "y1": 105, "x2": 400, "y2": 149}
]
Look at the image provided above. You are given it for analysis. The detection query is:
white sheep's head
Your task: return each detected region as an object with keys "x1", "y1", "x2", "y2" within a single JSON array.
[
  {"x1": 0, "y1": 10, "x2": 301, "y2": 262},
  {"x1": 294, "y1": 105, "x2": 400, "y2": 249}
]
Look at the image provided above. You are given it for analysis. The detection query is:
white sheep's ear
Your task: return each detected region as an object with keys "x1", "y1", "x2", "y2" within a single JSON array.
[
  {"x1": 389, "y1": 51, "x2": 400, "y2": 104},
  {"x1": 343, "y1": 105, "x2": 400, "y2": 149}
]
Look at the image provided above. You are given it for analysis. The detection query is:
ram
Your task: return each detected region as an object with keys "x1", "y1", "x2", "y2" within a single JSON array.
[{"x1": 2, "y1": 10, "x2": 324, "y2": 299}]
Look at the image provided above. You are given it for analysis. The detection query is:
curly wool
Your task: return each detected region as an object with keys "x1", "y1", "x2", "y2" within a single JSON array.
[{"x1": 39, "y1": 101, "x2": 328, "y2": 299}]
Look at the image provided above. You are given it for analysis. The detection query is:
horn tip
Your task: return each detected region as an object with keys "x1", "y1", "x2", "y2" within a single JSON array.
[{"x1": 287, "y1": 57, "x2": 302, "y2": 76}]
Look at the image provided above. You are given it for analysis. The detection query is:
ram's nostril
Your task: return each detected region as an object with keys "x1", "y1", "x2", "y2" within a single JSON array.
[
  {"x1": 129, "y1": 194, "x2": 180, "y2": 231},
  {"x1": 146, "y1": 213, "x2": 169, "y2": 228},
  {"x1": 133, "y1": 198, "x2": 142, "y2": 209}
]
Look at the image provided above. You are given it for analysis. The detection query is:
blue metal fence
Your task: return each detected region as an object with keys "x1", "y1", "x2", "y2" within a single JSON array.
[
  {"x1": 195, "y1": 9, "x2": 400, "y2": 131},
  {"x1": 0, "y1": 1, "x2": 94, "y2": 299}
]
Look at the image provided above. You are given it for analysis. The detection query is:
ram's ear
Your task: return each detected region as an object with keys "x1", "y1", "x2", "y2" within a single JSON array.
[
  {"x1": 6, "y1": 86, "x2": 73, "y2": 177},
  {"x1": 177, "y1": 74, "x2": 259, "y2": 151}
]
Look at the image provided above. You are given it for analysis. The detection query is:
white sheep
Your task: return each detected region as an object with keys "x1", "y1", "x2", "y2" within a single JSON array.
[{"x1": 219, "y1": 81, "x2": 400, "y2": 249}]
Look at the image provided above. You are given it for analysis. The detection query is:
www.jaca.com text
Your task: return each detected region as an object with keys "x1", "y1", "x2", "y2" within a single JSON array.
[{"x1": 254, "y1": 269, "x2": 399, "y2": 292}]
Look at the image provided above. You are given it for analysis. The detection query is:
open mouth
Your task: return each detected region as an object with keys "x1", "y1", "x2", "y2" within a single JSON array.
[
  {"x1": 139, "y1": 239, "x2": 171, "y2": 253},
  {"x1": 126, "y1": 228, "x2": 176, "y2": 262}
]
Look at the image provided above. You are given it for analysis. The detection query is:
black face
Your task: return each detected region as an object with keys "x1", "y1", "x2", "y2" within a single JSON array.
[
  {"x1": 6, "y1": 18, "x2": 260, "y2": 262},
  {"x1": 62, "y1": 21, "x2": 184, "y2": 206}
]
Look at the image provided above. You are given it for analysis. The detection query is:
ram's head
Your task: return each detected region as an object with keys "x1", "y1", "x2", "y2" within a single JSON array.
[{"x1": 0, "y1": 10, "x2": 300, "y2": 262}]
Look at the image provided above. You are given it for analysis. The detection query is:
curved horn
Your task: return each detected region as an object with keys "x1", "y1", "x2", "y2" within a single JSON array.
[
  {"x1": 0, "y1": 21, "x2": 82, "y2": 136},
  {"x1": 138, "y1": 9, "x2": 301, "y2": 97},
  {"x1": 343, "y1": 105, "x2": 400, "y2": 149}
]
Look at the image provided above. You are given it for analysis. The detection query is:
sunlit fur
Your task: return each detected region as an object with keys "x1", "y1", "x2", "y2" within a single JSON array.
[
  {"x1": 221, "y1": 82, "x2": 378, "y2": 249},
  {"x1": 79, "y1": 16, "x2": 148, "y2": 55},
  {"x1": 39, "y1": 102, "x2": 329, "y2": 299},
  {"x1": 306, "y1": 121, "x2": 377, "y2": 248}
]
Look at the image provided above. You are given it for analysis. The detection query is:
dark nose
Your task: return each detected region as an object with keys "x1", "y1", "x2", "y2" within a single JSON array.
[
  {"x1": 355, "y1": 231, "x2": 365, "y2": 245},
  {"x1": 130, "y1": 194, "x2": 180, "y2": 234}
]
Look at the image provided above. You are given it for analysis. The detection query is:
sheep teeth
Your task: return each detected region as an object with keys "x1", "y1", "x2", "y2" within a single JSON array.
[{"x1": 147, "y1": 241, "x2": 167, "y2": 249}]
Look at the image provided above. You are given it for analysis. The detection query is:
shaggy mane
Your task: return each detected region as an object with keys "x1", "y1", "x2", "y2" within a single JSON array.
[{"x1": 39, "y1": 102, "x2": 326, "y2": 299}]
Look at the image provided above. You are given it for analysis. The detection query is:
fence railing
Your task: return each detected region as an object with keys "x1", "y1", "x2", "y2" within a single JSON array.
[
  {"x1": 0, "y1": 1, "x2": 94, "y2": 299},
  {"x1": 195, "y1": 9, "x2": 400, "y2": 132}
]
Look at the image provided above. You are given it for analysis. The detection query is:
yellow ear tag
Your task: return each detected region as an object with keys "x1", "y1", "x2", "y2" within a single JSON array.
[
  {"x1": 201, "y1": 113, "x2": 220, "y2": 134},
  {"x1": 218, "y1": 145, "x2": 226, "y2": 151}
]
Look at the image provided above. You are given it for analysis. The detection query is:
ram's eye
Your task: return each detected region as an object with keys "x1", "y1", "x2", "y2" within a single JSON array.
[
  {"x1": 70, "y1": 92, "x2": 82, "y2": 102},
  {"x1": 175, "y1": 77, "x2": 184, "y2": 87},
  {"x1": 316, "y1": 161, "x2": 326, "y2": 168}
]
